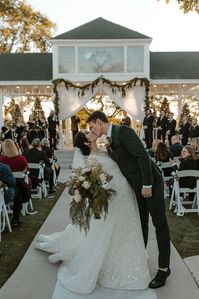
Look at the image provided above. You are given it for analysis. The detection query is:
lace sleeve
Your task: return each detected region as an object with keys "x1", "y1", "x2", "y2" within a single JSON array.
[{"x1": 87, "y1": 156, "x2": 101, "y2": 168}]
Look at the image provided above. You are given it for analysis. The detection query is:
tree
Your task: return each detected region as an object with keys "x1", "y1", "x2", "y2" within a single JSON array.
[
  {"x1": 0, "y1": 0, "x2": 56, "y2": 53},
  {"x1": 159, "y1": 0, "x2": 199, "y2": 14},
  {"x1": 160, "y1": 97, "x2": 170, "y2": 115},
  {"x1": 180, "y1": 102, "x2": 192, "y2": 124}
]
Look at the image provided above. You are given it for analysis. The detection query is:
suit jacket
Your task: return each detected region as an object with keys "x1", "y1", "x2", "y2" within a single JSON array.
[
  {"x1": 180, "y1": 122, "x2": 190, "y2": 137},
  {"x1": 143, "y1": 115, "x2": 154, "y2": 130},
  {"x1": 157, "y1": 116, "x2": 168, "y2": 131},
  {"x1": 23, "y1": 148, "x2": 51, "y2": 167},
  {"x1": 109, "y1": 125, "x2": 162, "y2": 190},
  {"x1": 189, "y1": 125, "x2": 199, "y2": 138},
  {"x1": 179, "y1": 158, "x2": 198, "y2": 188},
  {"x1": 41, "y1": 146, "x2": 54, "y2": 159},
  {"x1": 167, "y1": 119, "x2": 176, "y2": 136},
  {"x1": 47, "y1": 115, "x2": 58, "y2": 134}
]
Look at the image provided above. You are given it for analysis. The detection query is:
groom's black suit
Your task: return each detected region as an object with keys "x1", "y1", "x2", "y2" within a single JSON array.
[{"x1": 108, "y1": 124, "x2": 170, "y2": 268}]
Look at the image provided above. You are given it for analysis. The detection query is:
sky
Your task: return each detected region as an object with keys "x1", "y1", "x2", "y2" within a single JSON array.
[{"x1": 27, "y1": 0, "x2": 199, "y2": 52}]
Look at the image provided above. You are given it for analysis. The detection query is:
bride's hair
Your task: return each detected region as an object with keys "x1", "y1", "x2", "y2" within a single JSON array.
[{"x1": 74, "y1": 131, "x2": 90, "y2": 156}]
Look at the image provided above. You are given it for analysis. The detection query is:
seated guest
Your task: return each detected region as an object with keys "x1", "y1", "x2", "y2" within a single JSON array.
[
  {"x1": 188, "y1": 118, "x2": 199, "y2": 139},
  {"x1": 0, "y1": 163, "x2": 15, "y2": 206},
  {"x1": 19, "y1": 131, "x2": 30, "y2": 153},
  {"x1": 169, "y1": 145, "x2": 198, "y2": 200},
  {"x1": 1, "y1": 120, "x2": 12, "y2": 140},
  {"x1": 170, "y1": 135, "x2": 183, "y2": 157},
  {"x1": 24, "y1": 138, "x2": 55, "y2": 193},
  {"x1": 0, "y1": 139, "x2": 29, "y2": 173},
  {"x1": 41, "y1": 138, "x2": 60, "y2": 179},
  {"x1": 147, "y1": 139, "x2": 161, "y2": 158},
  {"x1": 154, "y1": 142, "x2": 173, "y2": 176},
  {"x1": 41, "y1": 138, "x2": 54, "y2": 158},
  {"x1": 15, "y1": 115, "x2": 25, "y2": 144},
  {"x1": 0, "y1": 139, "x2": 31, "y2": 227}
]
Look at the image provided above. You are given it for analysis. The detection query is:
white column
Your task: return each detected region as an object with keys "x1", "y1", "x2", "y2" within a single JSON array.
[{"x1": 0, "y1": 94, "x2": 3, "y2": 128}]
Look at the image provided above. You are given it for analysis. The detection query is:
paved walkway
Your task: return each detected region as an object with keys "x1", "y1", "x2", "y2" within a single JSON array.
[{"x1": 0, "y1": 169, "x2": 199, "y2": 299}]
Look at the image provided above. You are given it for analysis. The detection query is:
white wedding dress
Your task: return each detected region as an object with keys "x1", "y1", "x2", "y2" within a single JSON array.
[{"x1": 35, "y1": 152, "x2": 150, "y2": 297}]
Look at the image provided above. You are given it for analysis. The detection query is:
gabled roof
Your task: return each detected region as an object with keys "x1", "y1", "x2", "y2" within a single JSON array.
[
  {"x1": 53, "y1": 17, "x2": 151, "y2": 40},
  {"x1": 150, "y1": 52, "x2": 199, "y2": 80},
  {"x1": 0, "y1": 53, "x2": 52, "y2": 81}
]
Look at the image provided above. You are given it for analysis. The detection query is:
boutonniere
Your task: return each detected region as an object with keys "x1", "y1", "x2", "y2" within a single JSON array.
[{"x1": 105, "y1": 137, "x2": 113, "y2": 152}]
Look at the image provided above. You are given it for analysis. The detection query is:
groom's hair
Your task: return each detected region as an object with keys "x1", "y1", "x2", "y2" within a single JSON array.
[{"x1": 87, "y1": 111, "x2": 108, "y2": 123}]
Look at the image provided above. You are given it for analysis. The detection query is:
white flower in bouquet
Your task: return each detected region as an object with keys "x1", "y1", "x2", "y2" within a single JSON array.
[
  {"x1": 79, "y1": 175, "x2": 85, "y2": 182},
  {"x1": 82, "y1": 167, "x2": 90, "y2": 174},
  {"x1": 82, "y1": 181, "x2": 90, "y2": 190},
  {"x1": 74, "y1": 189, "x2": 81, "y2": 203},
  {"x1": 85, "y1": 198, "x2": 89, "y2": 208},
  {"x1": 99, "y1": 173, "x2": 106, "y2": 185}
]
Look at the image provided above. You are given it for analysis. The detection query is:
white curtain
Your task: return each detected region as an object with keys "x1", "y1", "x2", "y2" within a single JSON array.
[{"x1": 57, "y1": 83, "x2": 145, "y2": 122}]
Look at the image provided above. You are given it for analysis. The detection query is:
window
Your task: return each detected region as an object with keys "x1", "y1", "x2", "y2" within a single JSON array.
[
  {"x1": 78, "y1": 46, "x2": 124, "y2": 73},
  {"x1": 127, "y1": 46, "x2": 144, "y2": 73},
  {"x1": 58, "y1": 47, "x2": 75, "y2": 73}
]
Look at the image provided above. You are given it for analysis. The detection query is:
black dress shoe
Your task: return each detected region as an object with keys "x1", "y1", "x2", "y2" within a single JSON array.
[
  {"x1": 11, "y1": 219, "x2": 23, "y2": 228},
  {"x1": 48, "y1": 188, "x2": 56, "y2": 194},
  {"x1": 149, "y1": 268, "x2": 171, "y2": 288}
]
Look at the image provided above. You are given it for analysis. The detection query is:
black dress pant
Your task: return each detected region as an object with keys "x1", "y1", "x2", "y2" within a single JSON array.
[
  {"x1": 135, "y1": 176, "x2": 170, "y2": 268},
  {"x1": 157, "y1": 129, "x2": 167, "y2": 142},
  {"x1": 49, "y1": 132, "x2": 57, "y2": 149},
  {"x1": 144, "y1": 129, "x2": 153, "y2": 148}
]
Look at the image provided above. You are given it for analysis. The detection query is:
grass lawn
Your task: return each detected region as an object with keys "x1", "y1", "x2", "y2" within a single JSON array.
[
  {"x1": 166, "y1": 200, "x2": 199, "y2": 259},
  {"x1": 0, "y1": 182, "x2": 65, "y2": 288}
]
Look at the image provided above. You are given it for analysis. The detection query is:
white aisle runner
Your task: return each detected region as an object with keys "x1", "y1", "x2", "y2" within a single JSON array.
[{"x1": 52, "y1": 281, "x2": 157, "y2": 299}]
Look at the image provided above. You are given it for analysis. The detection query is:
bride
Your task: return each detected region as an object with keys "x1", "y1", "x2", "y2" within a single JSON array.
[{"x1": 35, "y1": 131, "x2": 150, "y2": 296}]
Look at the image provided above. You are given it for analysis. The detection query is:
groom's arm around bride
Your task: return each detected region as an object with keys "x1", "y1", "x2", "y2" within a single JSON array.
[{"x1": 87, "y1": 110, "x2": 171, "y2": 289}]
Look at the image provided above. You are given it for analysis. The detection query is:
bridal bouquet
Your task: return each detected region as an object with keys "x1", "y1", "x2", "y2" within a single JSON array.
[{"x1": 66, "y1": 165, "x2": 116, "y2": 234}]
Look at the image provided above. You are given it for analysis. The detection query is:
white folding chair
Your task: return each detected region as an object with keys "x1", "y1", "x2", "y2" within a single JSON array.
[
  {"x1": 28, "y1": 163, "x2": 47, "y2": 199},
  {"x1": 0, "y1": 187, "x2": 12, "y2": 241},
  {"x1": 12, "y1": 171, "x2": 37, "y2": 216},
  {"x1": 169, "y1": 170, "x2": 199, "y2": 216},
  {"x1": 158, "y1": 161, "x2": 174, "y2": 197},
  {"x1": 50, "y1": 158, "x2": 58, "y2": 187}
]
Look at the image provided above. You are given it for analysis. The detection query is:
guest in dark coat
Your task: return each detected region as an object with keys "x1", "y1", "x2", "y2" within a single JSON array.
[
  {"x1": 169, "y1": 146, "x2": 198, "y2": 201},
  {"x1": 157, "y1": 110, "x2": 168, "y2": 142},
  {"x1": 27, "y1": 114, "x2": 36, "y2": 145},
  {"x1": 1, "y1": 120, "x2": 12, "y2": 140},
  {"x1": 41, "y1": 138, "x2": 60, "y2": 179},
  {"x1": 180, "y1": 116, "x2": 190, "y2": 146},
  {"x1": 154, "y1": 142, "x2": 173, "y2": 176},
  {"x1": 188, "y1": 118, "x2": 199, "y2": 139},
  {"x1": 23, "y1": 138, "x2": 55, "y2": 193},
  {"x1": 143, "y1": 109, "x2": 154, "y2": 149},
  {"x1": 0, "y1": 163, "x2": 15, "y2": 205},
  {"x1": 121, "y1": 111, "x2": 131, "y2": 127},
  {"x1": 167, "y1": 113, "x2": 176, "y2": 146},
  {"x1": 47, "y1": 110, "x2": 59, "y2": 149},
  {"x1": 19, "y1": 131, "x2": 30, "y2": 153},
  {"x1": 169, "y1": 135, "x2": 183, "y2": 157},
  {"x1": 71, "y1": 114, "x2": 80, "y2": 147},
  {"x1": 178, "y1": 146, "x2": 198, "y2": 189}
]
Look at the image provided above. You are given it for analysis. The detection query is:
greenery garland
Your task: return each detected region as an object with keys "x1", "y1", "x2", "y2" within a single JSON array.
[{"x1": 52, "y1": 76, "x2": 150, "y2": 118}]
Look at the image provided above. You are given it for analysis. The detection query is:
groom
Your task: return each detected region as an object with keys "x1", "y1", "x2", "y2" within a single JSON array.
[{"x1": 87, "y1": 111, "x2": 171, "y2": 289}]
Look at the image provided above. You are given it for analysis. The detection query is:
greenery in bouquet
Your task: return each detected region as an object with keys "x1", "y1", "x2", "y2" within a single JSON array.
[{"x1": 66, "y1": 165, "x2": 116, "y2": 234}]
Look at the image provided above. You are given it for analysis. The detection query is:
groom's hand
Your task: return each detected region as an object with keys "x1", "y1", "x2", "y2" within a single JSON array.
[{"x1": 141, "y1": 187, "x2": 152, "y2": 198}]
